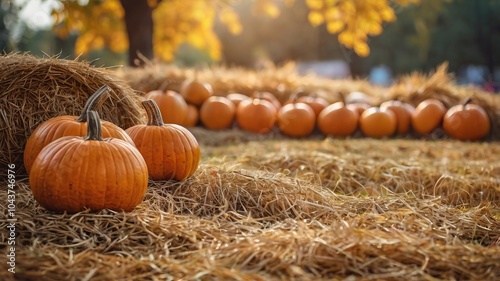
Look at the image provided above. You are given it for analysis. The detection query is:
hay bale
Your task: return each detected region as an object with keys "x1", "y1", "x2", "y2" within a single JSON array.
[
  {"x1": 0, "y1": 53, "x2": 145, "y2": 177},
  {"x1": 113, "y1": 61, "x2": 389, "y2": 103}
]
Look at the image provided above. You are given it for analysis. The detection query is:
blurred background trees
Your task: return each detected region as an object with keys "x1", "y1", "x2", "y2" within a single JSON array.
[{"x1": 1, "y1": 0, "x2": 499, "y2": 87}]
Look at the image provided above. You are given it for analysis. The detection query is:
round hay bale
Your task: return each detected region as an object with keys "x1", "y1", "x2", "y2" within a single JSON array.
[{"x1": 0, "y1": 53, "x2": 145, "y2": 177}]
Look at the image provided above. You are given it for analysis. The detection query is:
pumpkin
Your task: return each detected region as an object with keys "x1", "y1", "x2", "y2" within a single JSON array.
[
  {"x1": 277, "y1": 102, "x2": 316, "y2": 138},
  {"x1": 346, "y1": 102, "x2": 371, "y2": 116},
  {"x1": 317, "y1": 101, "x2": 359, "y2": 137},
  {"x1": 29, "y1": 111, "x2": 148, "y2": 213},
  {"x1": 126, "y1": 100, "x2": 200, "y2": 181},
  {"x1": 411, "y1": 99, "x2": 447, "y2": 135},
  {"x1": 24, "y1": 85, "x2": 134, "y2": 174},
  {"x1": 251, "y1": 91, "x2": 281, "y2": 111},
  {"x1": 180, "y1": 77, "x2": 213, "y2": 106},
  {"x1": 380, "y1": 100, "x2": 415, "y2": 135},
  {"x1": 286, "y1": 92, "x2": 330, "y2": 118},
  {"x1": 359, "y1": 107, "x2": 397, "y2": 138},
  {"x1": 144, "y1": 89, "x2": 188, "y2": 125},
  {"x1": 236, "y1": 97, "x2": 277, "y2": 134},
  {"x1": 226, "y1": 93, "x2": 251, "y2": 108},
  {"x1": 200, "y1": 96, "x2": 236, "y2": 130},
  {"x1": 344, "y1": 91, "x2": 375, "y2": 105},
  {"x1": 443, "y1": 97, "x2": 491, "y2": 141},
  {"x1": 181, "y1": 104, "x2": 199, "y2": 127}
]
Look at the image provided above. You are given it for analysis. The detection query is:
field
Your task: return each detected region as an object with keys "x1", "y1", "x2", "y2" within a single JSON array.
[
  {"x1": 2, "y1": 129, "x2": 500, "y2": 280},
  {"x1": 1, "y1": 56, "x2": 500, "y2": 280}
]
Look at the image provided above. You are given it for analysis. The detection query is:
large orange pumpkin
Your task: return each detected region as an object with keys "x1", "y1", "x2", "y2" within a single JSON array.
[
  {"x1": 24, "y1": 85, "x2": 134, "y2": 174},
  {"x1": 29, "y1": 111, "x2": 148, "y2": 213},
  {"x1": 144, "y1": 89, "x2": 188, "y2": 125},
  {"x1": 126, "y1": 100, "x2": 200, "y2": 181},
  {"x1": 359, "y1": 107, "x2": 397, "y2": 138},
  {"x1": 443, "y1": 97, "x2": 491, "y2": 141},
  {"x1": 411, "y1": 99, "x2": 447, "y2": 135},
  {"x1": 277, "y1": 102, "x2": 316, "y2": 138},
  {"x1": 236, "y1": 98, "x2": 277, "y2": 134},
  {"x1": 380, "y1": 100, "x2": 415, "y2": 135},
  {"x1": 180, "y1": 77, "x2": 213, "y2": 106},
  {"x1": 317, "y1": 102, "x2": 359, "y2": 137},
  {"x1": 200, "y1": 96, "x2": 236, "y2": 130}
]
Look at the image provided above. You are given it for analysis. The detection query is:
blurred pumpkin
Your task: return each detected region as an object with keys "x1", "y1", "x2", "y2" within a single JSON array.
[
  {"x1": 126, "y1": 100, "x2": 200, "y2": 181},
  {"x1": 182, "y1": 104, "x2": 199, "y2": 127},
  {"x1": 24, "y1": 85, "x2": 134, "y2": 174},
  {"x1": 411, "y1": 99, "x2": 446, "y2": 135},
  {"x1": 359, "y1": 107, "x2": 397, "y2": 138},
  {"x1": 344, "y1": 91, "x2": 375, "y2": 105},
  {"x1": 180, "y1": 77, "x2": 213, "y2": 106},
  {"x1": 236, "y1": 97, "x2": 277, "y2": 134},
  {"x1": 252, "y1": 91, "x2": 281, "y2": 111},
  {"x1": 346, "y1": 102, "x2": 371, "y2": 116},
  {"x1": 226, "y1": 93, "x2": 251, "y2": 107},
  {"x1": 29, "y1": 111, "x2": 148, "y2": 213},
  {"x1": 291, "y1": 93, "x2": 330, "y2": 117},
  {"x1": 145, "y1": 89, "x2": 188, "y2": 125},
  {"x1": 317, "y1": 102, "x2": 359, "y2": 137},
  {"x1": 380, "y1": 100, "x2": 415, "y2": 135},
  {"x1": 443, "y1": 97, "x2": 490, "y2": 141},
  {"x1": 200, "y1": 96, "x2": 236, "y2": 130},
  {"x1": 277, "y1": 102, "x2": 316, "y2": 138}
]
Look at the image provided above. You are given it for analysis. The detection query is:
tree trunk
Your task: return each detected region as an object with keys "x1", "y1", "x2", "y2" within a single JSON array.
[{"x1": 119, "y1": 0, "x2": 154, "y2": 66}]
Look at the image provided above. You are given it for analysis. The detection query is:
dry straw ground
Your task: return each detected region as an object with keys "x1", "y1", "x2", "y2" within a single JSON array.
[{"x1": 1, "y1": 56, "x2": 500, "y2": 280}]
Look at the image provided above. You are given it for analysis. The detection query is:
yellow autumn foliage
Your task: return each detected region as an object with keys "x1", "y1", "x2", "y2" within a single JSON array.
[
  {"x1": 304, "y1": 0, "x2": 421, "y2": 57},
  {"x1": 51, "y1": 0, "x2": 421, "y2": 61}
]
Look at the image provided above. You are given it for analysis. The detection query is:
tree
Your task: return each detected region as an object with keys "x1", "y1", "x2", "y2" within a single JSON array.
[{"x1": 50, "y1": 0, "x2": 421, "y2": 66}]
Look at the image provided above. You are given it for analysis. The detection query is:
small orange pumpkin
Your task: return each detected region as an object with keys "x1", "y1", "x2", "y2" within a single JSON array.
[
  {"x1": 226, "y1": 93, "x2": 251, "y2": 108},
  {"x1": 236, "y1": 97, "x2": 277, "y2": 134},
  {"x1": 317, "y1": 102, "x2": 359, "y2": 137},
  {"x1": 200, "y1": 96, "x2": 236, "y2": 130},
  {"x1": 292, "y1": 93, "x2": 330, "y2": 118},
  {"x1": 29, "y1": 111, "x2": 148, "y2": 213},
  {"x1": 144, "y1": 89, "x2": 188, "y2": 125},
  {"x1": 181, "y1": 104, "x2": 199, "y2": 127},
  {"x1": 443, "y1": 97, "x2": 491, "y2": 141},
  {"x1": 380, "y1": 100, "x2": 415, "y2": 135},
  {"x1": 180, "y1": 77, "x2": 213, "y2": 106},
  {"x1": 359, "y1": 107, "x2": 397, "y2": 138},
  {"x1": 277, "y1": 102, "x2": 316, "y2": 138},
  {"x1": 252, "y1": 91, "x2": 281, "y2": 111},
  {"x1": 24, "y1": 85, "x2": 134, "y2": 174},
  {"x1": 346, "y1": 102, "x2": 371, "y2": 116},
  {"x1": 126, "y1": 100, "x2": 200, "y2": 181},
  {"x1": 411, "y1": 99, "x2": 447, "y2": 135}
]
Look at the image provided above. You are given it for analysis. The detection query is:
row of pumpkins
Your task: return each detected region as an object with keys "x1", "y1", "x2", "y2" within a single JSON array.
[
  {"x1": 148, "y1": 78, "x2": 491, "y2": 141},
  {"x1": 24, "y1": 85, "x2": 201, "y2": 214}
]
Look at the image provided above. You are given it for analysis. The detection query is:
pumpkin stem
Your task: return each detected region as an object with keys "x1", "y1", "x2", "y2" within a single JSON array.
[
  {"x1": 158, "y1": 80, "x2": 172, "y2": 92},
  {"x1": 463, "y1": 97, "x2": 473, "y2": 108},
  {"x1": 76, "y1": 85, "x2": 112, "y2": 122},
  {"x1": 143, "y1": 100, "x2": 165, "y2": 126},
  {"x1": 338, "y1": 92, "x2": 346, "y2": 105},
  {"x1": 289, "y1": 88, "x2": 306, "y2": 103},
  {"x1": 84, "y1": 111, "x2": 103, "y2": 141}
]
